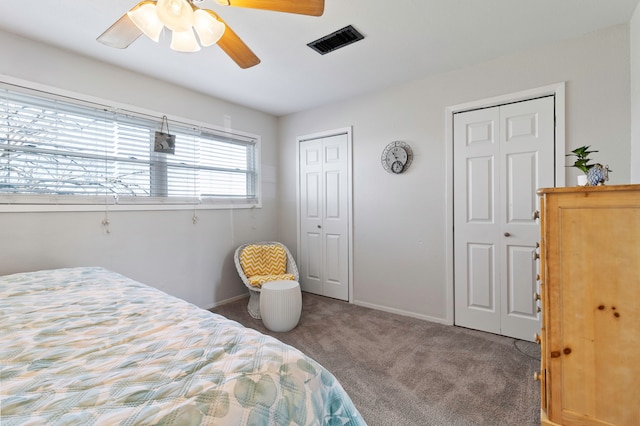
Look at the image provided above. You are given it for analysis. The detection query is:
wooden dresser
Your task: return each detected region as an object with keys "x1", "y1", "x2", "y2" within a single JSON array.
[{"x1": 536, "y1": 184, "x2": 640, "y2": 426}]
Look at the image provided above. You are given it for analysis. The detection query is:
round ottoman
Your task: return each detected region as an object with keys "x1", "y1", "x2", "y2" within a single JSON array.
[{"x1": 260, "y1": 280, "x2": 302, "y2": 332}]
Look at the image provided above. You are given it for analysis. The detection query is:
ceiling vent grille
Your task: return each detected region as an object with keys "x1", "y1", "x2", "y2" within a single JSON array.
[{"x1": 307, "y1": 25, "x2": 364, "y2": 55}]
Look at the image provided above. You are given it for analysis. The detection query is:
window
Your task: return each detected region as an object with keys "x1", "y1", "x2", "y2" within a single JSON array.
[{"x1": 0, "y1": 83, "x2": 260, "y2": 208}]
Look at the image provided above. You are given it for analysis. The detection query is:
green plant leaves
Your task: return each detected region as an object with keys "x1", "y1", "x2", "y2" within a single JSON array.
[{"x1": 566, "y1": 145, "x2": 598, "y2": 174}]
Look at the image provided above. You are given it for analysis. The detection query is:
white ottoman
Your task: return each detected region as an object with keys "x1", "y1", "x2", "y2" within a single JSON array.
[{"x1": 260, "y1": 280, "x2": 302, "y2": 332}]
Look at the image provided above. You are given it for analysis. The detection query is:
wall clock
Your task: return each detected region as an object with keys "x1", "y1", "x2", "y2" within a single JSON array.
[{"x1": 381, "y1": 141, "x2": 413, "y2": 174}]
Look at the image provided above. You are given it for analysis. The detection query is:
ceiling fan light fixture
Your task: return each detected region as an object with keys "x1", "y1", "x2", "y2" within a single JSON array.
[
  {"x1": 127, "y1": 3, "x2": 163, "y2": 42},
  {"x1": 170, "y1": 28, "x2": 201, "y2": 52},
  {"x1": 193, "y1": 9, "x2": 225, "y2": 46},
  {"x1": 156, "y1": 0, "x2": 194, "y2": 32},
  {"x1": 101, "y1": 0, "x2": 325, "y2": 66}
]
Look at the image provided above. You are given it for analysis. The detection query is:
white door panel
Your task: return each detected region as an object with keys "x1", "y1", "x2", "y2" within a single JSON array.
[
  {"x1": 325, "y1": 171, "x2": 341, "y2": 218},
  {"x1": 300, "y1": 140, "x2": 322, "y2": 295},
  {"x1": 299, "y1": 134, "x2": 349, "y2": 301},
  {"x1": 324, "y1": 233, "x2": 346, "y2": 299},
  {"x1": 467, "y1": 120, "x2": 496, "y2": 146},
  {"x1": 455, "y1": 96, "x2": 554, "y2": 341},
  {"x1": 455, "y1": 107, "x2": 500, "y2": 334},
  {"x1": 304, "y1": 232, "x2": 322, "y2": 276},
  {"x1": 506, "y1": 245, "x2": 538, "y2": 318},
  {"x1": 467, "y1": 243, "x2": 497, "y2": 312},
  {"x1": 467, "y1": 156, "x2": 495, "y2": 223},
  {"x1": 506, "y1": 152, "x2": 537, "y2": 222},
  {"x1": 305, "y1": 173, "x2": 320, "y2": 218},
  {"x1": 499, "y1": 97, "x2": 554, "y2": 340}
]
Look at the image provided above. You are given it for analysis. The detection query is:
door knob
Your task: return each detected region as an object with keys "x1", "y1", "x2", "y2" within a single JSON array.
[{"x1": 504, "y1": 232, "x2": 511, "y2": 237}]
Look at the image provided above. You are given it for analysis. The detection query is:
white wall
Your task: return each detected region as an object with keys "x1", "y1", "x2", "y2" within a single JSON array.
[
  {"x1": 278, "y1": 24, "x2": 632, "y2": 323},
  {"x1": 0, "y1": 31, "x2": 279, "y2": 308},
  {"x1": 631, "y1": 3, "x2": 640, "y2": 183}
]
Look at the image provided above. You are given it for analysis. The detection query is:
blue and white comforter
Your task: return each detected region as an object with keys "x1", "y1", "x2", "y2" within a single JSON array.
[{"x1": 0, "y1": 267, "x2": 364, "y2": 425}]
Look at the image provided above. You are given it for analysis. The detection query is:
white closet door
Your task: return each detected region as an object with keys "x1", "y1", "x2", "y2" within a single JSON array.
[
  {"x1": 454, "y1": 106, "x2": 502, "y2": 335},
  {"x1": 454, "y1": 96, "x2": 555, "y2": 341},
  {"x1": 499, "y1": 97, "x2": 555, "y2": 341},
  {"x1": 299, "y1": 134, "x2": 349, "y2": 301}
]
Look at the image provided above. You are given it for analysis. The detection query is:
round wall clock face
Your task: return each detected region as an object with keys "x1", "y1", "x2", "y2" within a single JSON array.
[{"x1": 381, "y1": 141, "x2": 413, "y2": 174}]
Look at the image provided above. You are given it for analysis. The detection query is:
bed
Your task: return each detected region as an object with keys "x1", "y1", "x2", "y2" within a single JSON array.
[{"x1": 0, "y1": 267, "x2": 365, "y2": 425}]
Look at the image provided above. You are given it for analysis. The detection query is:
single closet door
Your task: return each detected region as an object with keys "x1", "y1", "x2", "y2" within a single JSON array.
[
  {"x1": 453, "y1": 96, "x2": 555, "y2": 341},
  {"x1": 299, "y1": 133, "x2": 349, "y2": 301}
]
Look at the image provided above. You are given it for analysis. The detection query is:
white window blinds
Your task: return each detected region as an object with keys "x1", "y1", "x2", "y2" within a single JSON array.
[{"x1": 0, "y1": 84, "x2": 259, "y2": 206}]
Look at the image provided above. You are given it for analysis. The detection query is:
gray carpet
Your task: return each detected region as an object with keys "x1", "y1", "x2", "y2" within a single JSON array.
[{"x1": 211, "y1": 292, "x2": 541, "y2": 426}]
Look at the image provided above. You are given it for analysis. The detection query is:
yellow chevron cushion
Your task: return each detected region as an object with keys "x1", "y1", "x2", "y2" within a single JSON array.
[
  {"x1": 247, "y1": 274, "x2": 296, "y2": 287},
  {"x1": 240, "y1": 244, "x2": 288, "y2": 278}
]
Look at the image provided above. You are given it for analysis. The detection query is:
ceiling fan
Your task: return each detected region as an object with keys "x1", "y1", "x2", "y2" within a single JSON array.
[{"x1": 97, "y1": 0, "x2": 325, "y2": 69}]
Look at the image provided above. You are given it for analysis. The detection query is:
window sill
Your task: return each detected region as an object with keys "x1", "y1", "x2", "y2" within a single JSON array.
[{"x1": 0, "y1": 199, "x2": 261, "y2": 213}]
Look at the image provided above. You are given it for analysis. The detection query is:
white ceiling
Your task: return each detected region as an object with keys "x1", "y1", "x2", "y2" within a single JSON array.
[{"x1": 1, "y1": 0, "x2": 638, "y2": 116}]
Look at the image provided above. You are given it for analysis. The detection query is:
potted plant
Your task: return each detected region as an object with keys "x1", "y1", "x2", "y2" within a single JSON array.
[{"x1": 566, "y1": 145, "x2": 597, "y2": 186}]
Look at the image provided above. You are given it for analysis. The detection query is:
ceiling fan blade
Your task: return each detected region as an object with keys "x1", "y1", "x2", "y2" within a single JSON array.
[
  {"x1": 96, "y1": 10, "x2": 143, "y2": 49},
  {"x1": 220, "y1": 0, "x2": 324, "y2": 16},
  {"x1": 205, "y1": 11, "x2": 261, "y2": 69}
]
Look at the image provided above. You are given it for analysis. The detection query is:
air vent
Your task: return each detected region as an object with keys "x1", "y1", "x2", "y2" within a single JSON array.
[{"x1": 307, "y1": 25, "x2": 364, "y2": 55}]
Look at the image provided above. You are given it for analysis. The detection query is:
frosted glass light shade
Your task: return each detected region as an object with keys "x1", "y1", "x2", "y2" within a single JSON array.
[
  {"x1": 127, "y1": 4, "x2": 163, "y2": 42},
  {"x1": 193, "y1": 10, "x2": 225, "y2": 46},
  {"x1": 170, "y1": 28, "x2": 201, "y2": 52},
  {"x1": 156, "y1": 0, "x2": 194, "y2": 32}
]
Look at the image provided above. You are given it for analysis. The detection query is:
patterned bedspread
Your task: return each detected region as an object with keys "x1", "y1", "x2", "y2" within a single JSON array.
[{"x1": 0, "y1": 267, "x2": 364, "y2": 425}]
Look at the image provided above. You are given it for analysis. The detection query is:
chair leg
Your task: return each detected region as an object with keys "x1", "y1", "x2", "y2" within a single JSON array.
[{"x1": 247, "y1": 290, "x2": 261, "y2": 319}]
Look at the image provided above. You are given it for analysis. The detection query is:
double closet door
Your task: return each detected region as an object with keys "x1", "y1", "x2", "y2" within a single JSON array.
[
  {"x1": 453, "y1": 96, "x2": 555, "y2": 341},
  {"x1": 298, "y1": 133, "x2": 349, "y2": 301}
]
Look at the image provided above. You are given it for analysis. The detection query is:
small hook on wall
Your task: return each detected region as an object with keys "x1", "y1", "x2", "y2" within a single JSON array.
[{"x1": 101, "y1": 217, "x2": 111, "y2": 234}]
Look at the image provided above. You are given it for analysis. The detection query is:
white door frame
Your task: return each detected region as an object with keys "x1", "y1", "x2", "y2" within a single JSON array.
[
  {"x1": 444, "y1": 83, "x2": 566, "y2": 325},
  {"x1": 296, "y1": 126, "x2": 354, "y2": 303}
]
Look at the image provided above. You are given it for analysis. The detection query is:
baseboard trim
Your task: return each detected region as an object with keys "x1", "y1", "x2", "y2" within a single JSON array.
[
  {"x1": 353, "y1": 300, "x2": 453, "y2": 326},
  {"x1": 205, "y1": 293, "x2": 249, "y2": 311}
]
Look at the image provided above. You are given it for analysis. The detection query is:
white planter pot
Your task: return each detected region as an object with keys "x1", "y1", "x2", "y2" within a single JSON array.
[{"x1": 577, "y1": 174, "x2": 588, "y2": 186}]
